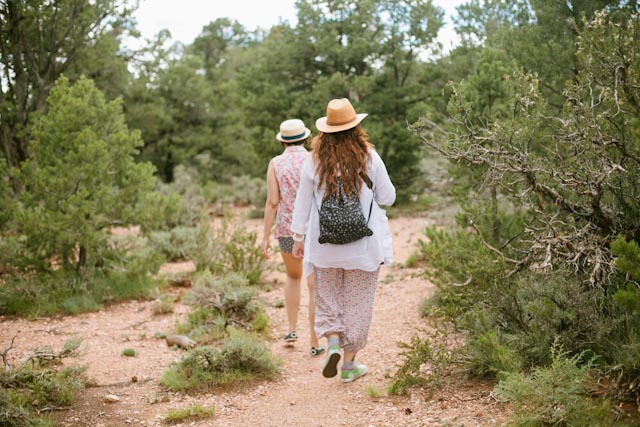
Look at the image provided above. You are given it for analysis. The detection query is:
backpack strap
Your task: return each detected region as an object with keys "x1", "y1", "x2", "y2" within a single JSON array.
[{"x1": 359, "y1": 172, "x2": 374, "y2": 224}]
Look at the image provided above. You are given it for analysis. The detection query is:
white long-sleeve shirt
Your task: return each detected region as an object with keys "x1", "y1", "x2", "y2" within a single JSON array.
[{"x1": 291, "y1": 149, "x2": 396, "y2": 275}]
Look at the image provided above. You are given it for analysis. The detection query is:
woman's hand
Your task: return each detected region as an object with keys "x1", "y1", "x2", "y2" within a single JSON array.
[
  {"x1": 292, "y1": 241, "x2": 304, "y2": 258},
  {"x1": 262, "y1": 238, "x2": 271, "y2": 259}
]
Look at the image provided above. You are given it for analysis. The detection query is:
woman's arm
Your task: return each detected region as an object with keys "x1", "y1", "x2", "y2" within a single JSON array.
[
  {"x1": 262, "y1": 160, "x2": 280, "y2": 259},
  {"x1": 371, "y1": 151, "x2": 396, "y2": 206}
]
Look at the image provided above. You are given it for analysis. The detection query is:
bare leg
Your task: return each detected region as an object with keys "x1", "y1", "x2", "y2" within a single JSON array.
[
  {"x1": 307, "y1": 272, "x2": 319, "y2": 348},
  {"x1": 281, "y1": 252, "x2": 302, "y2": 335}
]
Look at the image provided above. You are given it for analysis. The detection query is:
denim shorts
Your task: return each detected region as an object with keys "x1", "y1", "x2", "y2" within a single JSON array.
[{"x1": 278, "y1": 237, "x2": 294, "y2": 254}]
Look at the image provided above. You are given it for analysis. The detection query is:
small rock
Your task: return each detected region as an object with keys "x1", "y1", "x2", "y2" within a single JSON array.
[
  {"x1": 165, "y1": 334, "x2": 196, "y2": 349},
  {"x1": 104, "y1": 394, "x2": 120, "y2": 403}
]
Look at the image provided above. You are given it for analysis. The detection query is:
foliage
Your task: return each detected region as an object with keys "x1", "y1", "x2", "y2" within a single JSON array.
[
  {"x1": 179, "y1": 273, "x2": 265, "y2": 342},
  {"x1": 149, "y1": 227, "x2": 202, "y2": 262},
  {"x1": 365, "y1": 385, "x2": 382, "y2": 398},
  {"x1": 125, "y1": 25, "x2": 256, "y2": 183},
  {"x1": 612, "y1": 236, "x2": 640, "y2": 281},
  {"x1": 495, "y1": 344, "x2": 615, "y2": 427},
  {"x1": 122, "y1": 348, "x2": 136, "y2": 357},
  {"x1": 0, "y1": 265, "x2": 161, "y2": 317},
  {"x1": 164, "y1": 404, "x2": 215, "y2": 423},
  {"x1": 388, "y1": 327, "x2": 459, "y2": 396},
  {"x1": 463, "y1": 330, "x2": 523, "y2": 378},
  {"x1": 0, "y1": 0, "x2": 135, "y2": 171},
  {"x1": 418, "y1": 224, "x2": 621, "y2": 368},
  {"x1": 15, "y1": 76, "x2": 156, "y2": 273},
  {"x1": 412, "y1": 9, "x2": 640, "y2": 413},
  {"x1": 161, "y1": 329, "x2": 280, "y2": 391},
  {"x1": 420, "y1": 12, "x2": 640, "y2": 284},
  {"x1": 206, "y1": 221, "x2": 265, "y2": 285},
  {"x1": 0, "y1": 339, "x2": 86, "y2": 427},
  {"x1": 136, "y1": 166, "x2": 211, "y2": 233},
  {"x1": 151, "y1": 294, "x2": 176, "y2": 315},
  {"x1": 235, "y1": 0, "x2": 445, "y2": 199},
  {"x1": 203, "y1": 174, "x2": 267, "y2": 207}
]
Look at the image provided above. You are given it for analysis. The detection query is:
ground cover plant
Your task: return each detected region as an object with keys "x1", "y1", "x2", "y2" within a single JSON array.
[{"x1": 161, "y1": 328, "x2": 280, "y2": 391}]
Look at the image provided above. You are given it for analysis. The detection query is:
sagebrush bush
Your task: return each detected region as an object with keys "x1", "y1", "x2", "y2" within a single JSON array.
[
  {"x1": 203, "y1": 175, "x2": 267, "y2": 207},
  {"x1": 161, "y1": 329, "x2": 280, "y2": 391},
  {"x1": 177, "y1": 273, "x2": 265, "y2": 343},
  {"x1": 206, "y1": 221, "x2": 264, "y2": 285},
  {"x1": 149, "y1": 226, "x2": 200, "y2": 262}
]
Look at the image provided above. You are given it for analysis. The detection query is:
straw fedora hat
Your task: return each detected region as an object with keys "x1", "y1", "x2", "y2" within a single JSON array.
[
  {"x1": 315, "y1": 98, "x2": 367, "y2": 133},
  {"x1": 276, "y1": 119, "x2": 311, "y2": 143}
]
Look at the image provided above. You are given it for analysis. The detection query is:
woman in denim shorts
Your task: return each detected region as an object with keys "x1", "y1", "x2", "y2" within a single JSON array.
[{"x1": 262, "y1": 119, "x2": 324, "y2": 357}]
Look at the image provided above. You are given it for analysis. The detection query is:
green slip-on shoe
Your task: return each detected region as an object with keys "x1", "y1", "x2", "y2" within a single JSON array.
[
  {"x1": 322, "y1": 345, "x2": 341, "y2": 378},
  {"x1": 341, "y1": 364, "x2": 367, "y2": 383}
]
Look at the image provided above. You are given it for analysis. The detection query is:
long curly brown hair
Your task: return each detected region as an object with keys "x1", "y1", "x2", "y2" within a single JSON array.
[{"x1": 311, "y1": 125, "x2": 373, "y2": 199}]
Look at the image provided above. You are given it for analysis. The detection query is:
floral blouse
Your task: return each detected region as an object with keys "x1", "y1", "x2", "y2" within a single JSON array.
[{"x1": 272, "y1": 145, "x2": 309, "y2": 239}]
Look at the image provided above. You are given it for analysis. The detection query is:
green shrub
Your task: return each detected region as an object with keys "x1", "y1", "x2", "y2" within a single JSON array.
[
  {"x1": 495, "y1": 344, "x2": 614, "y2": 427},
  {"x1": 0, "y1": 265, "x2": 160, "y2": 317},
  {"x1": 612, "y1": 236, "x2": 640, "y2": 281},
  {"x1": 188, "y1": 273, "x2": 261, "y2": 323},
  {"x1": 203, "y1": 175, "x2": 266, "y2": 207},
  {"x1": 175, "y1": 307, "x2": 227, "y2": 343},
  {"x1": 164, "y1": 404, "x2": 214, "y2": 423},
  {"x1": 161, "y1": 329, "x2": 280, "y2": 391},
  {"x1": 250, "y1": 312, "x2": 270, "y2": 334},
  {"x1": 15, "y1": 76, "x2": 156, "y2": 273},
  {"x1": 122, "y1": 348, "x2": 136, "y2": 357},
  {"x1": 418, "y1": 227, "x2": 510, "y2": 322},
  {"x1": 463, "y1": 330, "x2": 523, "y2": 378},
  {"x1": 177, "y1": 273, "x2": 266, "y2": 343},
  {"x1": 388, "y1": 328, "x2": 459, "y2": 396},
  {"x1": 211, "y1": 226, "x2": 264, "y2": 286},
  {"x1": 420, "y1": 224, "x2": 617, "y2": 369},
  {"x1": 365, "y1": 385, "x2": 383, "y2": 399},
  {"x1": 0, "y1": 343, "x2": 86, "y2": 427},
  {"x1": 151, "y1": 294, "x2": 176, "y2": 315},
  {"x1": 149, "y1": 226, "x2": 200, "y2": 262}
]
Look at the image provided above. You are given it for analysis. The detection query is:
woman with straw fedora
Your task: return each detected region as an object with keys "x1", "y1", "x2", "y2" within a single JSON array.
[
  {"x1": 262, "y1": 119, "x2": 325, "y2": 357},
  {"x1": 291, "y1": 99, "x2": 395, "y2": 383}
]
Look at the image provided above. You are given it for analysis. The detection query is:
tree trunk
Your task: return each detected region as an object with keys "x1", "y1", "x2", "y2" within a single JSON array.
[
  {"x1": 491, "y1": 184, "x2": 500, "y2": 244},
  {"x1": 77, "y1": 246, "x2": 87, "y2": 272}
]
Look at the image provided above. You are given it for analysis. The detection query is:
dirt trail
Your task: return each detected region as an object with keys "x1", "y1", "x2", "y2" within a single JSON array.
[{"x1": 0, "y1": 214, "x2": 508, "y2": 427}]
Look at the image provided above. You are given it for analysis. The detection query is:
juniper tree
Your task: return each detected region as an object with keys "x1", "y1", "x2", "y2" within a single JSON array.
[
  {"x1": 417, "y1": 10, "x2": 640, "y2": 286},
  {"x1": 16, "y1": 76, "x2": 156, "y2": 272}
]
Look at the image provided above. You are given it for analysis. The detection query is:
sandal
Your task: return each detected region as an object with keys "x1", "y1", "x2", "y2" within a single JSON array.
[
  {"x1": 284, "y1": 331, "x2": 298, "y2": 343},
  {"x1": 310, "y1": 346, "x2": 325, "y2": 357}
]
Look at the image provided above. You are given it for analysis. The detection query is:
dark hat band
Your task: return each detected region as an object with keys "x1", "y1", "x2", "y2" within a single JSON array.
[{"x1": 281, "y1": 131, "x2": 307, "y2": 141}]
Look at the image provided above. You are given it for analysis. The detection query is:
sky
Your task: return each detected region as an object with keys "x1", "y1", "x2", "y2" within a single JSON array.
[{"x1": 132, "y1": 0, "x2": 467, "y2": 53}]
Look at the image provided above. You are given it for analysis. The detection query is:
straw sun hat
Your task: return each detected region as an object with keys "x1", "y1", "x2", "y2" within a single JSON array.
[
  {"x1": 315, "y1": 98, "x2": 367, "y2": 133},
  {"x1": 276, "y1": 119, "x2": 311, "y2": 143}
]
